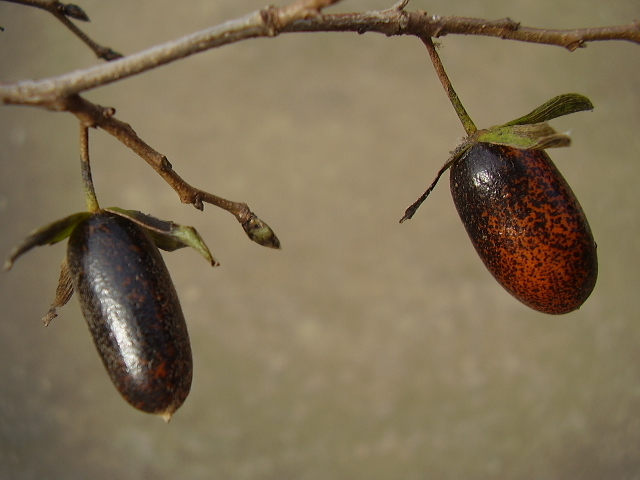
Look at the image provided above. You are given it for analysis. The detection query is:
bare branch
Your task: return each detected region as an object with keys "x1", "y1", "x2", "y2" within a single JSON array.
[
  {"x1": 1, "y1": 0, "x2": 122, "y2": 60},
  {"x1": 63, "y1": 95, "x2": 281, "y2": 249},
  {"x1": 0, "y1": 10, "x2": 268, "y2": 106},
  {"x1": 1, "y1": 4, "x2": 638, "y2": 106},
  {"x1": 282, "y1": 10, "x2": 640, "y2": 50}
]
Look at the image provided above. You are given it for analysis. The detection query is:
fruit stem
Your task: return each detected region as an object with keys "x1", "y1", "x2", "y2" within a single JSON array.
[
  {"x1": 421, "y1": 37, "x2": 477, "y2": 136},
  {"x1": 79, "y1": 124, "x2": 100, "y2": 212}
]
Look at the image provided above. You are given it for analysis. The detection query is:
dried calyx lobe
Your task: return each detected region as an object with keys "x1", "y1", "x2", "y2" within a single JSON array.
[
  {"x1": 450, "y1": 143, "x2": 597, "y2": 314},
  {"x1": 67, "y1": 211, "x2": 192, "y2": 419}
]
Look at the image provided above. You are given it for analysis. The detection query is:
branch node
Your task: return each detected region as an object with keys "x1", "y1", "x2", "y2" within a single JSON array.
[
  {"x1": 497, "y1": 17, "x2": 520, "y2": 31},
  {"x1": 98, "y1": 48, "x2": 125, "y2": 61},
  {"x1": 433, "y1": 27, "x2": 445, "y2": 38},
  {"x1": 566, "y1": 40, "x2": 586, "y2": 51},
  {"x1": 235, "y1": 203, "x2": 252, "y2": 223},
  {"x1": 386, "y1": 8, "x2": 410, "y2": 35},
  {"x1": 260, "y1": 6, "x2": 284, "y2": 36},
  {"x1": 192, "y1": 194, "x2": 205, "y2": 211},
  {"x1": 157, "y1": 155, "x2": 173, "y2": 171}
]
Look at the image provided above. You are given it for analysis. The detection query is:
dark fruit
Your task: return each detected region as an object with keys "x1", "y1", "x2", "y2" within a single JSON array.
[
  {"x1": 450, "y1": 142, "x2": 597, "y2": 314},
  {"x1": 67, "y1": 211, "x2": 192, "y2": 420}
]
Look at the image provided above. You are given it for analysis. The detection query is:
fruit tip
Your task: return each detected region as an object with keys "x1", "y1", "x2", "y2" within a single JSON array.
[{"x1": 159, "y1": 411, "x2": 173, "y2": 423}]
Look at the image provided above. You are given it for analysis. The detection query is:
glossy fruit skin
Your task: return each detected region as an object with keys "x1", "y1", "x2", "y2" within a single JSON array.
[
  {"x1": 450, "y1": 142, "x2": 597, "y2": 314},
  {"x1": 67, "y1": 211, "x2": 192, "y2": 418}
]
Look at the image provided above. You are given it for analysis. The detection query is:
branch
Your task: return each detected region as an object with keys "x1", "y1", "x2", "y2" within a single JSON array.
[
  {"x1": 1, "y1": 2, "x2": 638, "y2": 106},
  {"x1": 66, "y1": 95, "x2": 281, "y2": 249},
  {"x1": 284, "y1": 10, "x2": 640, "y2": 51},
  {"x1": 1, "y1": 0, "x2": 123, "y2": 60}
]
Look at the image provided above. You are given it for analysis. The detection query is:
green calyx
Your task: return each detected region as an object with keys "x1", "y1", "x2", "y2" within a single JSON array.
[
  {"x1": 500, "y1": 93, "x2": 594, "y2": 127},
  {"x1": 4, "y1": 208, "x2": 218, "y2": 270},
  {"x1": 3, "y1": 212, "x2": 91, "y2": 270},
  {"x1": 106, "y1": 208, "x2": 218, "y2": 266},
  {"x1": 400, "y1": 93, "x2": 594, "y2": 222},
  {"x1": 473, "y1": 123, "x2": 572, "y2": 150},
  {"x1": 471, "y1": 93, "x2": 594, "y2": 151}
]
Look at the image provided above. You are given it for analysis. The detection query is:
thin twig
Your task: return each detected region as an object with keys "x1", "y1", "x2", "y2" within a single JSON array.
[
  {"x1": 79, "y1": 123, "x2": 99, "y2": 212},
  {"x1": 1, "y1": 0, "x2": 123, "y2": 60},
  {"x1": 1, "y1": 5, "x2": 638, "y2": 106},
  {"x1": 421, "y1": 36, "x2": 476, "y2": 135}
]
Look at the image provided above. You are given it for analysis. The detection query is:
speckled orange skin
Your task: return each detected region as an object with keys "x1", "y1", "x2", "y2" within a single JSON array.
[
  {"x1": 67, "y1": 212, "x2": 192, "y2": 418},
  {"x1": 450, "y1": 143, "x2": 597, "y2": 314}
]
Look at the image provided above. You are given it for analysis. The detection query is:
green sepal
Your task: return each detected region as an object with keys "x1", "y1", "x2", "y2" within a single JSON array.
[
  {"x1": 470, "y1": 93, "x2": 593, "y2": 151},
  {"x1": 500, "y1": 93, "x2": 594, "y2": 127},
  {"x1": 3, "y1": 212, "x2": 91, "y2": 270},
  {"x1": 241, "y1": 212, "x2": 282, "y2": 249},
  {"x1": 105, "y1": 207, "x2": 219, "y2": 266},
  {"x1": 474, "y1": 122, "x2": 571, "y2": 150},
  {"x1": 400, "y1": 93, "x2": 593, "y2": 222}
]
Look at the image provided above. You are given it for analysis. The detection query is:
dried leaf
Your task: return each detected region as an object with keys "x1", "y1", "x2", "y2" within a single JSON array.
[{"x1": 43, "y1": 258, "x2": 75, "y2": 326}]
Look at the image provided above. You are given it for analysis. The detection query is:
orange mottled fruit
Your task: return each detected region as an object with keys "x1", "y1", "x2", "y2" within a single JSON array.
[{"x1": 450, "y1": 142, "x2": 597, "y2": 314}]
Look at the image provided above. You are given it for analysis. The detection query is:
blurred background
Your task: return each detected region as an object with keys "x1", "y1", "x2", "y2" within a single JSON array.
[{"x1": 1, "y1": 0, "x2": 639, "y2": 478}]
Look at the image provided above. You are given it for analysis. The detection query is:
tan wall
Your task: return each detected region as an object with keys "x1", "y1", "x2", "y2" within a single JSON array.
[{"x1": 1, "y1": 0, "x2": 639, "y2": 478}]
